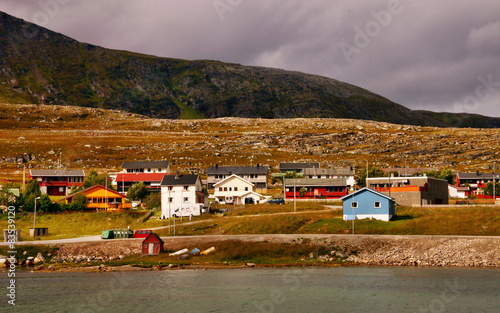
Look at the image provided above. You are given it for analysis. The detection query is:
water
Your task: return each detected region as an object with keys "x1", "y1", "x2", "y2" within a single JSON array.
[{"x1": 3, "y1": 267, "x2": 499, "y2": 312}]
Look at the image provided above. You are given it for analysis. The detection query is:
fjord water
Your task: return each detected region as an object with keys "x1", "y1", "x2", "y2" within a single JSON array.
[{"x1": 8, "y1": 267, "x2": 500, "y2": 312}]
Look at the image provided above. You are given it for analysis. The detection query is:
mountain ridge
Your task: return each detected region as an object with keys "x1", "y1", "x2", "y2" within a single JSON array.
[{"x1": 1, "y1": 11, "x2": 499, "y2": 128}]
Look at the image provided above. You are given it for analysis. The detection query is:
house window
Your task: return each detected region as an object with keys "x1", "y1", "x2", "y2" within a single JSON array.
[
  {"x1": 168, "y1": 186, "x2": 173, "y2": 191},
  {"x1": 245, "y1": 187, "x2": 249, "y2": 191},
  {"x1": 351, "y1": 201, "x2": 358, "y2": 208},
  {"x1": 184, "y1": 186, "x2": 188, "y2": 191},
  {"x1": 234, "y1": 187, "x2": 238, "y2": 191},
  {"x1": 184, "y1": 197, "x2": 189, "y2": 202},
  {"x1": 219, "y1": 187, "x2": 223, "y2": 191},
  {"x1": 59, "y1": 187, "x2": 64, "y2": 192},
  {"x1": 374, "y1": 201, "x2": 381, "y2": 208},
  {"x1": 169, "y1": 197, "x2": 173, "y2": 203},
  {"x1": 229, "y1": 187, "x2": 232, "y2": 191},
  {"x1": 224, "y1": 187, "x2": 227, "y2": 191}
]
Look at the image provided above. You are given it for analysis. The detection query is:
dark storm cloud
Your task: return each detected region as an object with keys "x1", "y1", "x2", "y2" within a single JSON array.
[{"x1": 1, "y1": 0, "x2": 499, "y2": 116}]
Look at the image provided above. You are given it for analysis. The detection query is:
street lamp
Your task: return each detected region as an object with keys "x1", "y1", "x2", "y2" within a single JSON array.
[{"x1": 33, "y1": 196, "x2": 41, "y2": 238}]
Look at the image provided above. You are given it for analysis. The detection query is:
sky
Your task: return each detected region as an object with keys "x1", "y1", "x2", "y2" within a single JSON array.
[{"x1": 1, "y1": 0, "x2": 500, "y2": 117}]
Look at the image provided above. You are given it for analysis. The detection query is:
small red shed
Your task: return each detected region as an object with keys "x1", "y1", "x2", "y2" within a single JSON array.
[{"x1": 142, "y1": 233, "x2": 164, "y2": 256}]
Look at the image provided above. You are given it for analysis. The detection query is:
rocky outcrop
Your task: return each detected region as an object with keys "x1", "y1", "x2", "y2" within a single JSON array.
[{"x1": 51, "y1": 235, "x2": 500, "y2": 267}]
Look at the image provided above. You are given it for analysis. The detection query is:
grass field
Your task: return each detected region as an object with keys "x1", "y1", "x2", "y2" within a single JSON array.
[{"x1": 1, "y1": 204, "x2": 498, "y2": 241}]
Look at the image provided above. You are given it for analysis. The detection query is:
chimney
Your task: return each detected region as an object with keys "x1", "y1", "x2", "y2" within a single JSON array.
[
  {"x1": 476, "y1": 170, "x2": 480, "y2": 176},
  {"x1": 175, "y1": 171, "x2": 179, "y2": 179},
  {"x1": 257, "y1": 163, "x2": 260, "y2": 169},
  {"x1": 215, "y1": 164, "x2": 218, "y2": 169}
]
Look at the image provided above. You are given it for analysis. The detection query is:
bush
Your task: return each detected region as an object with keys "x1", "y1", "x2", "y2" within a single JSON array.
[{"x1": 69, "y1": 194, "x2": 88, "y2": 211}]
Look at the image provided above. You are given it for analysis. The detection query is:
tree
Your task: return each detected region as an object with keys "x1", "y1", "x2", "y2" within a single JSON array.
[
  {"x1": 69, "y1": 193, "x2": 88, "y2": 211},
  {"x1": 22, "y1": 180, "x2": 41, "y2": 211},
  {"x1": 358, "y1": 166, "x2": 385, "y2": 188},
  {"x1": 284, "y1": 171, "x2": 304, "y2": 179},
  {"x1": 417, "y1": 168, "x2": 455, "y2": 185},
  {"x1": 38, "y1": 194, "x2": 60, "y2": 213},
  {"x1": 299, "y1": 186, "x2": 307, "y2": 197},
  {"x1": 145, "y1": 192, "x2": 161, "y2": 210},
  {"x1": 83, "y1": 170, "x2": 112, "y2": 189},
  {"x1": 485, "y1": 181, "x2": 500, "y2": 196},
  {"x1": 69, "y1": 184, "x2": 84, "y2": 195},
  {"x1": 127, "y1": 181, "x2": 148, "y2": 201}
]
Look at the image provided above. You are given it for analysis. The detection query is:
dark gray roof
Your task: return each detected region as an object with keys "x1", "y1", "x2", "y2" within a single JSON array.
[
  {"x1": 207, "y1": 166, "x2": 269, "y2": 175},
  {"x1": 30, "y1": 169, "x2": 85, "y2": 177},
  {"x1": 122, "y1": 161, "x2": 170, "y2": 169},
  {"x1": 457, "y1": 172, "x2": 500, "y2": 180},
  {"x1": 160, "y1": 175, "x2": 199, "y2": 186},
  {"x1": 279, "y1": 163, "x2": 320, "y2": 170},
  {"x1": 284, "y1": 178, "x2": 346, "y2": 187},
  {"x1": 303, "y1": 168, "x2": 354, "y2": 176}
]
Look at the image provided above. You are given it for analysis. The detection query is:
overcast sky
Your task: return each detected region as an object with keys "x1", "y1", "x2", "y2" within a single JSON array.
[{"x1": 1, "y1": 0, "x2": 500, "y2": 116}]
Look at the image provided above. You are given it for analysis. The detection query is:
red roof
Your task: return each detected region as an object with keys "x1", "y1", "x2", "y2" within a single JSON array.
[{"x1": 116, "y1": 173, "x2": 167, "y2": 182}]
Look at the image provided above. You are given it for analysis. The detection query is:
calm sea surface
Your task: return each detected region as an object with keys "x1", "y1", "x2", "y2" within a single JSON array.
[{"x1": 3, "y1": 266, "x2": 499, "y2": 312}]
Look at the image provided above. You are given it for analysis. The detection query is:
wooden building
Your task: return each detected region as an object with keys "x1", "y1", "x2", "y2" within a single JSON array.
[
  {"x1": 284, "y1": 178, "x2": 347, "y2": 200},
  {"x1": 341, "y1": 187, "x2": 395, "y2": 222},
  {"x1": 29, "y1": 169, "x2": 85, "y2": 196},
  {"x1": 57, "y1": 185, "x2": 131, "y2": 211},
  {"x1": 142, "y1": 233, "x2": 164, "y2": 255}
]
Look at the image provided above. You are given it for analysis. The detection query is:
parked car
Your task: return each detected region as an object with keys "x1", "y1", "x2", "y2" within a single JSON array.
[
  {"x1": 267, "y1": 198, "x2": 285, "y2": 204},
  {"x1": 134, "y1": 229, "x2": 152, "y2": 238},
  {"x1": 172, "y1": 205, "x2": 203, "y2": 217}
]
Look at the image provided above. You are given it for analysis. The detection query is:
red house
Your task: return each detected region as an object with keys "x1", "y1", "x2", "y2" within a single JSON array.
[
  {"x1": 284, "y1": 178, "x2": 347, "y2": 200},
  {"x1": 142, "y1": 233, "x2": 164, "y2": 256},
  {"x1": 116, "y1": 173, "x2": 168, "y2": 194},
  {"x1": 29, "y1": 169, "x2": 85, "y2": 196}
]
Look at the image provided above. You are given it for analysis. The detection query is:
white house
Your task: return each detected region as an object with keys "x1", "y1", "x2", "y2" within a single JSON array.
[
  {"x1": 448, "y1": 184, "x2": 469, "y2": 199},
  {"x1": 121, "y1": 160, "x2": 170, "y2": 173},
  {"x1": 214, "y1": 174, "x2": 265, "y2": 204},
  {"x1": 160, "y1": 173, "x2": 206, "y2": 219}
]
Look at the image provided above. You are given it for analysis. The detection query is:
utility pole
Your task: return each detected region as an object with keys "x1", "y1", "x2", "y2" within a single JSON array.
[
  {"x1": 494, "y1": 162, "x2": 496, "y2": 201},
  {"x1": 294, "y1": 179, "x2": 296, "y2": 212},
  {"x1": 33, "y1": 196, "x2": 41, "y2": 238}
]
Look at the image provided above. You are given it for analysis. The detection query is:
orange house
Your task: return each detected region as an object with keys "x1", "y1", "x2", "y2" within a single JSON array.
[{"x1": 57, "y1": 185, "x2": 131, "y2": 211}]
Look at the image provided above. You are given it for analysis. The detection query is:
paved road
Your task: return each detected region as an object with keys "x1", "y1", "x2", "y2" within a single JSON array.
[{"x1": 0, "y1": 209, "x2": 334, "y2": 246}]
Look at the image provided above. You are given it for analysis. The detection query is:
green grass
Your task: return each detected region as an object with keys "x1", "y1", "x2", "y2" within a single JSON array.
[
  {"x1": 0, "y1": 205, "x2": 498, "y2": 241},
  {"x1": 221, "y1": 201, "x2": 333, "y2": 216},
  {"x1": 95, "y1": 240, "x2": 346, "y2": 267},
  {"x1": 0, "y1": 211, "x2": 149, "y2": 241}
]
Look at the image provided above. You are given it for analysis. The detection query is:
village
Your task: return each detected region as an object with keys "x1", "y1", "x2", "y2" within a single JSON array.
[{"x1": 1, "y1": 159, "x2": 499, "y2": 233}]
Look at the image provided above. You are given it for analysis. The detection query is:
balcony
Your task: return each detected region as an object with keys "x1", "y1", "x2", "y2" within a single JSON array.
[{"x1": 40, "y1": 181, "x2": 69, "y2": 187}]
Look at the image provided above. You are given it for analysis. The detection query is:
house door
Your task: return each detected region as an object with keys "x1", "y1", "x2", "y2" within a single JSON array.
[{"x1": 148, "y1": 243, "x2": 154, "y2": 255}]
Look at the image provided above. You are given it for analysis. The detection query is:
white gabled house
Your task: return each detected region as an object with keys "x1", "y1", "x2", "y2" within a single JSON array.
[
  {"x1": 214, "y1": 174, "x2": 265, "y2": 204},
  {"x1": 160, "y1": 173, "x2": 207, "y2": 219}
]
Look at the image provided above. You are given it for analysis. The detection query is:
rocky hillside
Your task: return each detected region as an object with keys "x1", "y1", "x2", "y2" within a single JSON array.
[
  {"x1": 1, "y1": 12, "x2": 499, "y2": 127},
  {"x1": 0, "y1": 104, "x2": 499, "y2": 181}
]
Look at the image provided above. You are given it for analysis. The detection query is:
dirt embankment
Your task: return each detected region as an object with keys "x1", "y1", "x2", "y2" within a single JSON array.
[{"x1": 53, "y1": 234, "x2": 500, "y2": 268}]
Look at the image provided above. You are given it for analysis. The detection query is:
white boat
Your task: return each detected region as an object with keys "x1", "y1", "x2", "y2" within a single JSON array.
[{"x1": 169, "y1": 248, "x2": 188, "y2": 256}]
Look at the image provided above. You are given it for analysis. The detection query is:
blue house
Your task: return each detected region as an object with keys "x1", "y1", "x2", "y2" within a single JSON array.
[{"x1": 340, "y1": 187, "x2": 395, "y2": 221}]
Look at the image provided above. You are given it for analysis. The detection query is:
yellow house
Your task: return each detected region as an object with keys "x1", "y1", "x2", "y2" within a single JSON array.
[{"x1": 57, "y1": 185, "x2": 131, "y2": 211}]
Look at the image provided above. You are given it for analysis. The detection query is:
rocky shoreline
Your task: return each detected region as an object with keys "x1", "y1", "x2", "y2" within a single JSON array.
[{"x1": 34, "y1": 234, "x2": 499, "y2": 269}]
